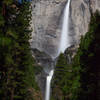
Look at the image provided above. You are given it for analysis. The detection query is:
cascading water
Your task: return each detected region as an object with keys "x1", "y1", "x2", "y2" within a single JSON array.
[
  {"x1": 45, "y1": 70, "x2": 54, "y2": 100},
  {"x1": 45, "y1": 0, "x2": 71, "y2": 100},
  {"x1": 59, "y1": 0, "x2": 71, "y2": 53}
]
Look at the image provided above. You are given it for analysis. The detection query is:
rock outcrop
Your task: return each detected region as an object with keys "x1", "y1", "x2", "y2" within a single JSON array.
[
  {"x1": 30, "y1": 0, "x2": 68, "y2": 58},
  {"x1": 70, "y1": 0, "x2": 100, "y2": 45},
  {"x1": 31, "y1": 49, "x2": 56, "y2": 98},
  {"x1": 30, "y1": 0, "x2": 100, "y2": 57},
  {"x1": 30, "y1": 0, "x2": 100, "y2": 99}
]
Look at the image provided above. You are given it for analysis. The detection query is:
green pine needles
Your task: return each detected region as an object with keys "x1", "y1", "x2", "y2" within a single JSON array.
[
  {"x1": 0, "y1": 1, "x2": 41, "y2": 100},
  {"x1": 51, "y1": 11, "x2": 100, "y2": 100}
]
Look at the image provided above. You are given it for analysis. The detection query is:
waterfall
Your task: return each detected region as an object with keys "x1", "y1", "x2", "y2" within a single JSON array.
[
  {"x1": 45, "y1": 0, "x2": 71, "y2": 100},
  {"x1": 59, "y1": 0, "x2": 71, "y2": 53},
  {"x1": 45, "y1": 70, "x2": 54, "y2": 100}
]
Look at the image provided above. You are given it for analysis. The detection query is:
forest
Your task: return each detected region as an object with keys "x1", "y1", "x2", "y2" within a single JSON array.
[
  {"x1": 0, "y1": 0, "x2": 100, "y2": 100},
  {"x1": 51, "y1": 11, "x2": 100, "y2": 100},
  {"x1": 0, "y1": 0, "x2": 42, "y2": 100}
]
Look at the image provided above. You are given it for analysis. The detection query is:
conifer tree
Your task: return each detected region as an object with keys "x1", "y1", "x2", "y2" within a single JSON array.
[{"x1": 0, "y1": 0, "x2": 40, "y2": 100}]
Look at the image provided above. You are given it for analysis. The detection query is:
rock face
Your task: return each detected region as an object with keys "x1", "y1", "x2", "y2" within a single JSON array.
[
  {"x1": 30, "y1": 0, "x2": 69, "y2": 58},
  {"x1": 70, "y1": 0, "x2": 100, "y2": 44},
  {"x1": 89, "y1": 0, "x2": 100, "y2": 13},
  {"x1": 70, "y1": 0, "x2": 91, "y2": 44},
  {"x1": 30, "y1": 0, "x2": 100, "y2": 58},
  {"x1": 31, "y1": 49, "x2": 56, "y2": 99},
  {"x1": 30, "y1": 0, "x2": 100, "y2": 98}
]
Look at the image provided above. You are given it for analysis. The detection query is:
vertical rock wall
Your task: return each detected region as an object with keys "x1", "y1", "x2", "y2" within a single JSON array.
[
  {"x1": 70, "y1": 0, "x2": 100, "y2": 45},
  {"x1": 30, "y1": 0, "x2": 100, "y2": 57},
  {"x1": 30, "y1": 0, "x2": 67, "y2": 58},
  {"x1": 30, "y1": 0, "x2": 100, "y2": 98}
]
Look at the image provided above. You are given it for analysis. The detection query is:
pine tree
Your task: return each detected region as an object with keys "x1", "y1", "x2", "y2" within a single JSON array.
[{"x1": 0, "y1": 0, "x2": 40, "y2": 100}]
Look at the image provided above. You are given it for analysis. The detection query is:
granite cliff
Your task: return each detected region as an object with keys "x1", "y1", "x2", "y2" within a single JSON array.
[
  {"x1": 30, "y1": 0, "x2": 100, "y2": 99},
  {"x1": 30, "y1": 0, "x2": 100, "y2": 57},
  {"x1": 70, "y1": 0, "x2": 100, "y2": 44}
]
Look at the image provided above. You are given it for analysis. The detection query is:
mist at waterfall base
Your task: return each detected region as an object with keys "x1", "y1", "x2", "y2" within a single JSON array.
[{"x1": 45, "y1": 0, "x2": 71, "y2": 100}]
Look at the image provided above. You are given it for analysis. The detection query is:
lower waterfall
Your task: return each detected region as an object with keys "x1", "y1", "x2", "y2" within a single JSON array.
[
  {"x1": 45, "y1": 70, "x2": 54, "y2": 100},
  {"x1": 45, "y1": 0, "x2": 71, "y2": 100}
]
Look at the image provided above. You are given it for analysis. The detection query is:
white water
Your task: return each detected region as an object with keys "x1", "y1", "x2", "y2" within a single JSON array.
[
  {"x1": 45, "y1": 0, "x2": 71, "y2": 100},
  {"x1": 45, "y1": 70, "x2": 54, "y2": 100},
  {"x1": 59, "y1": 0, "x2": 71, "y2": 53}
]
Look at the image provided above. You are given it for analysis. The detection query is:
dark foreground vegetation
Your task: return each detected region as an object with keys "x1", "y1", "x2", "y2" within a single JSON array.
[
  {"x1": 51, "y1": 11, "x2": 100, "y2": 100},
  {"x1": 0, "y1": 0, "x2": 42, "y2": 100}
]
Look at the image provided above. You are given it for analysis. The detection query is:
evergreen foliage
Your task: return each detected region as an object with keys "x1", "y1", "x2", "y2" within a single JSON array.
[
  {"x1": 77, "y1": 11, "x2": 100, "y2": 100},
  {"x1": 51, "y1": 11, "x2": 100, "y2": 100},
  {"x1": 0, "y1": 0, "x2": 41, "y2": 100}
]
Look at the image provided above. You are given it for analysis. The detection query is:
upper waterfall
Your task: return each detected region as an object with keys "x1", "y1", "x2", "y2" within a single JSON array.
[{"x1": 59, "y1": 0, "x2": 71, "y2": 53}]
